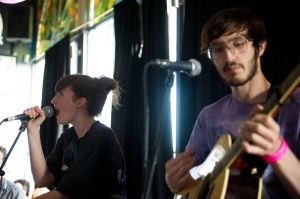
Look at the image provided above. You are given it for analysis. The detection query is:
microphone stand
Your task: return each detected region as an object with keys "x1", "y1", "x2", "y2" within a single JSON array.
[
  {"x1": 0, "y1": 120, "x2": 28, "y2": 176},
  {"x1": 142, "y1": 67, "x2": 174, "y2": 199}
]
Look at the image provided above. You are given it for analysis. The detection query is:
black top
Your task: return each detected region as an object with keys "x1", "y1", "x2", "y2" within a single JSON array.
[{"x1": 46, "y1": 121, "x2": 126, "y2": 199}]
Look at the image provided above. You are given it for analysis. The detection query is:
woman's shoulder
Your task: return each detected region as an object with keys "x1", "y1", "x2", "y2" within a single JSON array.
[{"x1": 89, "y1": 121, "x2": 118, "y2": 142}]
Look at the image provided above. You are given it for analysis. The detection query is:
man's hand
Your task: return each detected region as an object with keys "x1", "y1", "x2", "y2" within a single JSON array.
[
  {"x1": 165, "y1": 149, "x2": 197, "y2": 193},
  {"x1": 240, "y1": 105, "x2": 282, "y2": 156}
]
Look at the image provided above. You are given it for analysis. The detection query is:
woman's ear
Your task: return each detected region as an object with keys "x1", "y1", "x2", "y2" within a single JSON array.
[{"x1": 75, "y1": 97, "x2": 88, "y2": 108}]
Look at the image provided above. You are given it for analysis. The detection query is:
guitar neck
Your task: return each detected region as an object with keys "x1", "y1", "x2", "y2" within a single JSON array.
[{"x1": 263, "y1": 64, "x2": 300, "y2": 116}]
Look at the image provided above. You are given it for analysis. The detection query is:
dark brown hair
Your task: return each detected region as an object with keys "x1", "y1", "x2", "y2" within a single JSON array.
[
  {"x1": 201, "y1": 7, "x2": 266, "y2": 53},
  {"x1": 55, "y1": 74, "x2": 121, "y2": 116},
  {"x1": 14, "y1": 179, "x2": 30, "y2": 196},
  {"x1": 0, "y1": 145, "x2": 6, "y2": 160}
]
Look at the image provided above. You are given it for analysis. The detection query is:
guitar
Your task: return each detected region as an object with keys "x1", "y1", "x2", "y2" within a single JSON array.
[{"x1": 175, "y1": 62, "x2": 300, "y2": 199}]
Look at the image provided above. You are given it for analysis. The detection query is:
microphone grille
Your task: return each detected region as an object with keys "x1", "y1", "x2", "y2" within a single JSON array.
[
  {"x1": 43, "y1": 106, "x2": 54, "y2": 118},
  {"x1": 189, "y1": 59, "x2": 202, "y2": 77}
]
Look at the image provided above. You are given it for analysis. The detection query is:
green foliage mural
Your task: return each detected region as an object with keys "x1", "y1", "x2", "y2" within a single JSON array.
[{"x1": 37, "y1": 0, "x2": 118, "y2": 56}]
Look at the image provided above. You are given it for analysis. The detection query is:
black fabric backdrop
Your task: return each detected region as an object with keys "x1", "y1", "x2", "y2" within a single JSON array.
[
  {"x1": 112, "y1": 1, "x2": 144, "y2": 199},
  {"x1": 40, "y1": 35, "x2": 70, "y2": 157},
  {"x1": 112, "y1": 1, "x2": 172, "y2": 198},
  {"x1": 112, "y1": 1, "x2": 173, "y2": 198}
]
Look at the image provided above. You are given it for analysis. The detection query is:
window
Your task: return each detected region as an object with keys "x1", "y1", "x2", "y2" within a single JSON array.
[
  {"x1": 0, "y1": 56, "x2": 44, "y2": 194},
  {"x1": 84, "y1": 17, "x2": 115, "y2": 127},
  {"x1": 69, "y1": 17, "x2": 115, "y2": 127}
]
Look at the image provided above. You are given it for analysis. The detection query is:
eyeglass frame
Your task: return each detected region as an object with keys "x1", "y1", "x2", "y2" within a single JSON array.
[{"x1": 207, "y1": 37, "x2": 253, "y2": 60}]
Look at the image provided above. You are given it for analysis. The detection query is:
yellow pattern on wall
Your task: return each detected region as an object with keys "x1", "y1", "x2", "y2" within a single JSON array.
[{"x1": 36, "y1": 0, "x2": 118, "y2": 57}]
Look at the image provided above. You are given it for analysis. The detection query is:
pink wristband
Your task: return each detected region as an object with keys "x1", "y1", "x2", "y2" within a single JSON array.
[{"x1": 262, "y1": 138, "x2": 289, "y2": 164}]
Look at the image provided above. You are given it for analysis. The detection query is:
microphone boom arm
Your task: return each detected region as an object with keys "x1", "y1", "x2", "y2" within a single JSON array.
[{"x1": 0, "y1": 120, "x2": 28, "y2": 176}]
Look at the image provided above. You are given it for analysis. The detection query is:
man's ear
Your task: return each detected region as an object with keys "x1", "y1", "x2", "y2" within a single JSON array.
[{"x1": 258, "y1": 40, "x2": 267, "y2": 56}]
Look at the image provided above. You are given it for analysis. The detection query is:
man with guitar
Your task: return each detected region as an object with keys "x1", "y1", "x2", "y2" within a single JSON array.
[{"x1": 165, "y1": 7, "x2": 300, "y2": 199}]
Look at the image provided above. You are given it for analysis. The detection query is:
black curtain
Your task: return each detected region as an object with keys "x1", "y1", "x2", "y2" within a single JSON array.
[
  {"x1": 177, "y1": 0, "x2": 300, "y2": 152},
  {"x1": 140, "y1": 0, "x2": 173, "y2": 197},
  {"x1": 40, "y1": 35, "x2": 70, "y2": 157},
  {"x1": 112, "y1": 1, "x2": 144, "y2": 199},
  {"x1": 112, "y1": 0, "x2": 173, "y2": 198}
]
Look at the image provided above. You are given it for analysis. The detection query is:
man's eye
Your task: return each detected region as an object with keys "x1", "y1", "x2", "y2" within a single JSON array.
[
  {"x1": 233, "y1": 39, "x2": 247, "y2": 47},
  {"x1": 233, "y1": 42, "x2": 244, "y2": 47},
  {"x1": 213, "y1": 46, "x2": 224, "y2": 53}
]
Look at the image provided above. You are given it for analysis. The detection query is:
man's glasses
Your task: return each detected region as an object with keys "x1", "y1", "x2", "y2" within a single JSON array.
[{"x1": 207, "y1": 37, "x2": 252, "y2": 60}]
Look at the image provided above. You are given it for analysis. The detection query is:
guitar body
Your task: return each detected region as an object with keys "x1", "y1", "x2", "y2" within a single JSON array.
[
  {"x1": 200, "y1": 134, "x2": 231, "y2": 199},
  {"x1": 202, "y1": 167, "x2": 263, "y2": 199},
  {"x1": 174, "y1": 134, "x2": 231, "y2": 199},
  {"x1": 174, "y1": 134, "x2": 263, "y2": 199},
  {"x1": 174, "y1": 179, "x2": 205, "y2": 199}
]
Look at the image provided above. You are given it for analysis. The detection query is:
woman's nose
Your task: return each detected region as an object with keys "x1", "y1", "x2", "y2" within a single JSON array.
[{"x1": 50, "y1": 96, "x2": 56, "y2": 104}]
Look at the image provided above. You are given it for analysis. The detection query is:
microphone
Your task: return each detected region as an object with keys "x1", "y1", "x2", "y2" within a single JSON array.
[
  {"x1": 1, "y1": 106, "x2": 54, "y2": 123},
  {"x1": 150, "y1": 58, "x2": 202, "y2": 77}
]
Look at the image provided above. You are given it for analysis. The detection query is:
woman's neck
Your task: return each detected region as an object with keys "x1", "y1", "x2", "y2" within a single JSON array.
[{"x1": 73, "y1": 117, "x2": 96, "y2": 138}]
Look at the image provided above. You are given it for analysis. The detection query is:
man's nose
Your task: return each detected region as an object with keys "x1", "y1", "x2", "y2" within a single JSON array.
[{"x1": 223, "y1": 47, "x2": 236, "y2": 61}]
